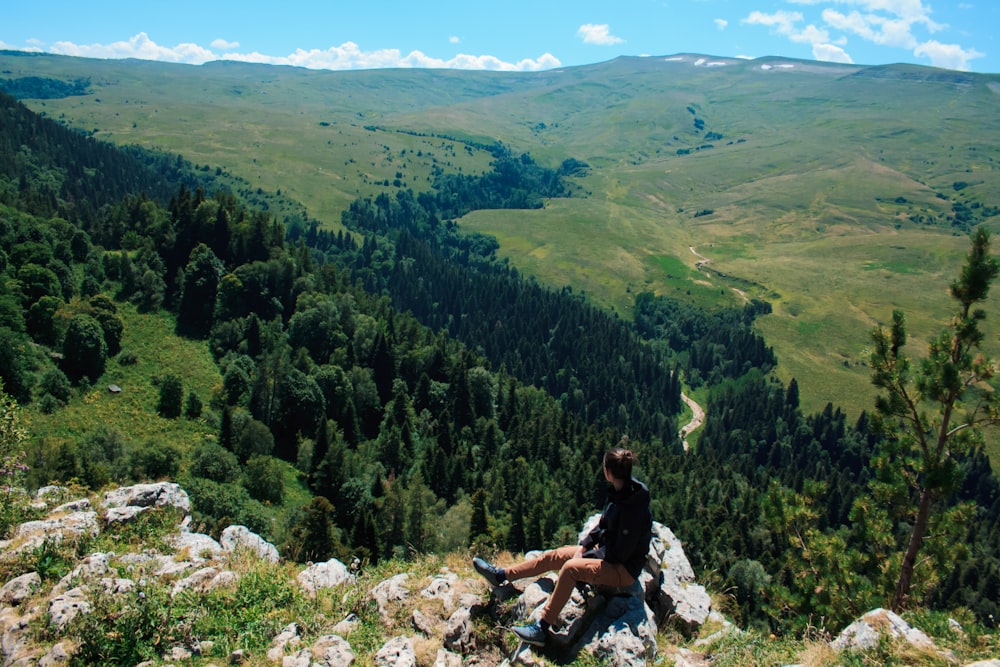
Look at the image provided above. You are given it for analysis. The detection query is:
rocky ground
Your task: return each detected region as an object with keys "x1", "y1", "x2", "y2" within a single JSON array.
[{"x1": 0, "y1": 482, "x2": 997, "y2": 666}]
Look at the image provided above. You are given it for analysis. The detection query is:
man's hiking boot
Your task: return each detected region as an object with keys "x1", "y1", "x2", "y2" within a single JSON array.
[
  {"x1": 512, "y1": 621, "x2": 547, "y2": 646},
  {"x1": 472, "y1": 557, "x2": 506, "y2": 587}
]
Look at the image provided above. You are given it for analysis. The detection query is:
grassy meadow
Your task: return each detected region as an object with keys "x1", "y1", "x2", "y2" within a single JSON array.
[
  {"x1": 6, "y1": 51, "x2": 1000, "y2": 457},
  {"x1": 26, "y1": 302, "x2": 221, "y2": 449}
]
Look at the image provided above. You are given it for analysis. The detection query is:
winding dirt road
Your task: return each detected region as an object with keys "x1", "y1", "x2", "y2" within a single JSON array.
[{"x1": 679, "y1": 392, "x2": 705, "y2": 452}]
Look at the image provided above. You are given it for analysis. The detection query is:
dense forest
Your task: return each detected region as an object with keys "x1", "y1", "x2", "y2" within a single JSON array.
[{"x1": 1, "y1": 89, "x2": 999, "y2": 634}]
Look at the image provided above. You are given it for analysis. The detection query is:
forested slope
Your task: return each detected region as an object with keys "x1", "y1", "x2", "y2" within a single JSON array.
[{"x1": 1, "y1": 90, "x2": 999, "y2": 636}]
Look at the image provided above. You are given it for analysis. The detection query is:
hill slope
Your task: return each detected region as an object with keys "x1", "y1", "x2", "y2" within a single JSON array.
[{"x1": 4, "y1": 50, "x2": 1000, "y2": 417}]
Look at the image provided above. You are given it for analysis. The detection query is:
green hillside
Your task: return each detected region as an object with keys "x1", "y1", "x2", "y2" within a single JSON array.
[{"x1": 3, "y1": 50, "x2": 1000, "y2": 419}]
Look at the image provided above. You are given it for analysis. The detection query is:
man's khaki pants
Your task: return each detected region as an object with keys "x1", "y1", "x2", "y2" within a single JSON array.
[{"x1": 503, "y1": 545, "x2": 634, "y2": 625}]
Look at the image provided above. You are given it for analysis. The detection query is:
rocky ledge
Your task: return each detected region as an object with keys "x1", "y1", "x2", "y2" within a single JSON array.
[{"x1": 0, "y1": 482, "x2": 990, "y2": 666}]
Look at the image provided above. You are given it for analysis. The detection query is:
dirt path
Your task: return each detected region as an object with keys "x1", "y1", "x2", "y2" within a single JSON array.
[
  {"x1": 690, "y1": 246, "x2": 749, "y2": 303},
  {"x1": 679, "y1": 392, "x2": 705, "y2": 452},
  {"x1": 689, "y1": 245, "x2": 710, "y2": 270}
]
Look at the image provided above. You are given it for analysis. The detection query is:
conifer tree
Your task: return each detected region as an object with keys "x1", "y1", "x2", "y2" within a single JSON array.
[{"x1": 869, "y1": 227, "x2": 1000, "y2": 610}]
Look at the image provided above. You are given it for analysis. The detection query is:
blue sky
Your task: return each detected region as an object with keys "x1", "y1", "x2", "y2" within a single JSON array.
[{"x1": 1, "y1": 0, "x2": 996, "y2": 73}]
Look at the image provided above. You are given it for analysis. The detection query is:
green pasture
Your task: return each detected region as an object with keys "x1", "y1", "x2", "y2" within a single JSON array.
[
  {"x1": 7, "y1": 52, "x2": 1000, "y2": 462},
  {"x1": 27, "y1": 303, "x2": 221, "y2": 451}
]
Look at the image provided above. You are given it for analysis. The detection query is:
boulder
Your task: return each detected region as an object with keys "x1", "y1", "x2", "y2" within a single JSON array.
[
  {"x1": 104, "y1": 505, "x2": 151, "y2": 524},
  {"x1": 832, "y1": 608, "x2": 935, "y2": 652},
  {"x1": 433, "y1": 648, "x2": 463, "y2": 667},
  {"x1": 443, "y1": 606, "x2": 474, "y2": 652},
  {"x1": 370, "y1": 574, "x2": 410, "y2": 622},
  {"x1": 0, "y1": 573, "x2": 40, "y2": 606},
  {"x1": 331, "y1": 613, "x2": 361, "y2": 636},
  {"x1": 373, "y1": 636, "x2": 416, "y2": 667},
  {"x1": 47, "y1": 587, "x2": 90, "y2": 632},
  {"x1": 0, "y1": 607, "x2": 36, "y2": 666},
  {"x1": 831, "y1": 607, "x2": 952, "y2": 662},
  {"x1": 298, "y1": 558, "x2": 354, "y2": 595},
  {"x1": 411, "y1": 608, "x2": 440, "y2": 636},
  {"x1": 220, "y1": 525, "x2": 280, "y2": 562},
  {"x1": 268, "y1": 622, "x2": 301, "y2": 661},
  {"x1": 15, "y1": 511, "x2": 99, "y2": 546},
  {"x1": 283, "y1": 649, "x2": 312, "y2": 667},
  {"x1": 37, "y1": 640, "x2": 71, "y2": 666},
  {"x1": 419, "y1": 571, "x2": 459, "y2": 611},
  {"x1": 312, "y1": 634, "x2": 355, "y2": 667},
  {"x1": 170, "y1": 531, "x2": 224, "y2": 561},
  {"x1": 101, "y1": 482, "x2": 191, "y2": 514},
  {"x1": 484, "y1": 519, "x2": 709, "y2": 664},
  {"x1": 649, "y1": 523, "x2": 711, "y2": 630}
]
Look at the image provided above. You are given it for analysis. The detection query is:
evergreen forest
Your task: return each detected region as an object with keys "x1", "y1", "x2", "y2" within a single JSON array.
[{"x1": 2, "y1": 88, "x2": 999, "y2": 636}]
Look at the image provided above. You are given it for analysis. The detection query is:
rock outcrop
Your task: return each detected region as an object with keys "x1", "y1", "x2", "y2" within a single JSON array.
[
  {"x1": 0, "y1": 482, "x2": 717, "y2": 666},
  {"x1": 12, "y1": 481, "x2": 983, "y2": 666},
  {"x1": 476, "y1": 518, "x2": 711, "y2": 666}
]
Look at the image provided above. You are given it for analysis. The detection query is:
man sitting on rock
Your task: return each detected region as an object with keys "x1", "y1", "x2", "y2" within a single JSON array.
[{"x1": 473, "y1": 443, "x2": 653, "y2": 647}]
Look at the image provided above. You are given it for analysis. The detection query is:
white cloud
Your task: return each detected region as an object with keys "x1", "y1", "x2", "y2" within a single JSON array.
[
  {"x1": 822, "y1": 9, "x2": 919, "y2": 48},
  {"x1": 715, "y1": 18, "x2": 729, "y2": 30},
  {"x1": 0, "y1": 40, "x2": 37, "y2": 52},
  {"x1": 29, "y1": 32, "x2": 559, "y2": 72},
  {"x1": 449, "y1": 36, "x2": 461, "y2": 44},
  {"x1": 742, "y1": 10, "x2": 828, "y2": 46},
  {"x1": 914, "y1": 40, "x2": 983, "y2": 70},
  {"x1": 50, "y1": 32, "x2": 216, "y2": 63},
  {"x1": 743, "y1": 10, "x2": 803, "y2": 35},
  {"x1": 788, "y1": 0, "x2": 943, "y2": 28},
  {"x1": 813, "y1": 42, "x2": 855, "y2": 62},
  {"x1": 577, "y1": 24, "x2": 624, "y2": 46},
  {"x1": 791, "y1": 23, "x2": 831, "y2": 44},
  {"x1": 745, "y1": 1, "x2": 982, "y2": 71},
  {"x1": 211, "y1": 38, "x2": 240, "y2": 50},
  {"x1": 233, "y1": 43, "x2": 561, "y2": 71}
]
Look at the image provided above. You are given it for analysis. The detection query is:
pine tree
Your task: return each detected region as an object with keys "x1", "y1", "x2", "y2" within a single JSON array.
[{"x1": 869, "y1": 228, "x2": 1000, "y2": 610}]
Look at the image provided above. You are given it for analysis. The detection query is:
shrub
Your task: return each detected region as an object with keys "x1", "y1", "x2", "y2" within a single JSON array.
[
  {"x1": 189, "y1": 443, "x2": 240, "y2": 484},
  {"x1": 61, "y1": 313, "x2": 107, "y2": 383},
  {"x1": 234, "y1": 418, "x2": 274, "y2": 462},
  {"x1": 184, "y1": 391, "x2": 203, "y2": 419},
  {"x1": 72, "y1": 577, "x2": 184, "y2": 665},
  {"x1": 38, "y1": 367, "x2": 72, "y2": 404},
  {"x1": 183, "y1": 476, "x2": 270, "y2": 537},
  {"x1": 157, "y1": 374, "x2": 183, "y2": 419},
  {"x1": 241, "y1": 455, "x2": 284, "y2": 504},
  {"x1": 130, "y1": 440, "x2": 182, "y2": 481}
]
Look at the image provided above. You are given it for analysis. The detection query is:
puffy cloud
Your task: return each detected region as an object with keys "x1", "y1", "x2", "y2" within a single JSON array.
[
  {"x1": 822, "y1": 9, "x2": 919, "y2": 48},
  {"x1": 813, "y1": 42, "x2": 855, "y2": 63},
  {"x1": 577, "y1": 24, "x2": 624, "y2": 46},
  {"x1": 914, "y1": 40, "x2": 983, "y2": 71},
  {"x1": 210, "y1": 38, "x2": 240, "y2": 50},
  {"x1": 745, "y1": 1, "x2": 982, "y2": 71},
  {"x1": 744, "y1": 10, "x2": 802, "y2": 34},
  {"x1": 789, "y1": 0, "x2": 942, "y2": 28},
  {"x1": 50, "y1": 32, "x2": 216, "y2": 63},
  {"x1": 30, "y1": 33, "x2": 559, "y2": 72},
  {"x1": 225, "y1": 42, "x2": 560, "y2": 72},
  {"x1": 449, "y1": 36, "x2": 461, "y2": 44},
  {"x1": 791, "y1": 23, "x2": 831, "y2": 44},
  {"x1": 715, "y1": 18, "x2": 729, "y2": 30},
  {"x1": 743, "y1": 10, "x2": 828, "y2": 45}
]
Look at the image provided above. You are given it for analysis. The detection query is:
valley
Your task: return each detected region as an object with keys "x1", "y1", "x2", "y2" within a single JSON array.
[{"x1": 4, "y1": 50, "x2": 1000, "y2": 420}]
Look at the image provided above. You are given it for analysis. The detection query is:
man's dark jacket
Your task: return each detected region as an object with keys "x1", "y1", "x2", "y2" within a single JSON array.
[{"x1": 579, "y1": 478, "x2": 652, "y2": 579}]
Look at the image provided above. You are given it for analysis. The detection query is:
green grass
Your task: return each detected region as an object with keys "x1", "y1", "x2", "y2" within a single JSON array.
[{"x1": 27, "y1": 301, "x2": 221, "y2": 453}]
